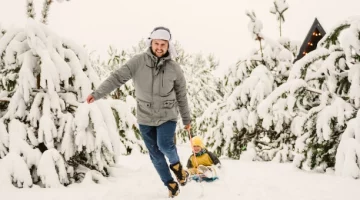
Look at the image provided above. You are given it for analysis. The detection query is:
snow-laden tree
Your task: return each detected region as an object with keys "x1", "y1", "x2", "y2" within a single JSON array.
[
  {"x1": 230, "y1": 11, "x2": 295, "y2": 161},
  {"x1": 0, "y1": 18, "x2": 121, "y2": 188},
  {"x1": 0, "y1": 4, "x2": 147, "y2": 187},
  {"x1": 186, "y1": 54, "x2": 221, "y2": 116},
  {"x1": 197, "y1": 58, "x2": 252, "y2": 159},
  {"x1": 0, "y1": 1, "x2": 66, "y2": 115},
  {"x1": 199, "y1": 3, "x2": 297, "y2": 160},
  {"x1": 260, "y1": 17, "x2": 360, "y2": 177},
  {"x1": 0, "y1": 24, "x2": 11, "y2": 117},
  {"x1": 176, "y1": 53, "x2": 222, "y2": 142}
]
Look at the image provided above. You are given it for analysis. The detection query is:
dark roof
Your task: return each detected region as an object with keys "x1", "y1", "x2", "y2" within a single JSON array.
[{"x1": 294, "y1": 18, "x2": 326, "y2": 62}]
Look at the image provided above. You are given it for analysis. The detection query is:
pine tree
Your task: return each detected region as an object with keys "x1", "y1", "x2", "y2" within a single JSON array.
[
  {"x1": 261, "y1": 17, "x2": 360, "y2": 176},
  {"x1": 0, "y1": 1, "x2": 135, "y2": 188},
  {"x1": 186, "y1": 54, "x2": 221, "y2": 118},
  {"x1": 0, "y1": 24, "x2": 11, "y2": 117},
  {"x1": 197, "y1": 100, "x2": 227, "y2": 156},
  {"x1": 199, "y1": 4, "x2": 297, "y2": 161},
  {"x1": 176, "y1": 52, "x2": 222, "y2": 142}
]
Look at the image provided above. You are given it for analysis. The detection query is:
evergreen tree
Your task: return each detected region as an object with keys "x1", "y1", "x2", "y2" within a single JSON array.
[
  {"x1": 261, "y1": 17, "x2": 360, "y2": 176},
  {"x1": 0, "y1": 17, "x2": 119, "y2": 188},
  {"x1": 176, "y1": 52, "x2": 222, "y2": 142},
  {"x1": 0, "y1": 24, "x2": 11, "y2": 117},
  {"x1": 0, "y1": 1, "x2": 144, "y2": 188},
  {"x1": 199, "y1": 2, "x2": 297, "y2": 161}
]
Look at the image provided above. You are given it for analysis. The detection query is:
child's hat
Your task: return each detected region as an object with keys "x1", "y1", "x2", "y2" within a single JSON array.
[{"x1": 192, "y1": 136, "x2": 205, "y2": 148}]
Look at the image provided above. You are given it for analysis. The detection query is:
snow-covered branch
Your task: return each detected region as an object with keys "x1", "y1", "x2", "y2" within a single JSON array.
[
  {"x1": 270, "y1": 0, "x2": 289, "y2": 36},
  {"x1": 0, "y1": 153, "x2": 33, "y2": 188},
  {"x1": 41, "y1": 0, "x2": 54, "y2": 24},
  {"x1": 37, "y1": 149, "x2": 69, "y2": 188}
]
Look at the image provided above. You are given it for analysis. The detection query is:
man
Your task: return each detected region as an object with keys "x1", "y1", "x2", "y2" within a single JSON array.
[{"x1": 86, "y1": 26, "x2": 191, "y2": 198}]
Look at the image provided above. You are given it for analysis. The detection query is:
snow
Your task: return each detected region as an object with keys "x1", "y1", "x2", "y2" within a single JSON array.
[
  {"x1": 289, "y1": 47, "x2": 330, "y2": 80},
  {"x1": 59, "y1": 113, "x2": 75, "y2": 161},
  {"x1": 0, "y1": 152, "x2": 33, "y2": 189},
  {"x1": 335, "y1": 111, "x2": 360, "y2": 178},
  {"x1": 315, "y1": 96, "x2": 354, "y2": 141},
  {"x1": 246, "y1": 10, "x2": 264, "y2": 40},
  {"x1": 0, "y1": 119, "x2": 9, "y2": 158},
  {"x1": 73, "y1": 101, "x2": 115, "y2": 161},
  {"x1": 270, "y1": 0, "x2": 289, "y2": 19},
  {"x1": 228, "y1": 65, "x2": 274, "y2": 110},
  {"x1": 37, "y1": 149, "x2": 69, "y2": 188},
  {"x1": 336, "y1": 137, "x2": 360, "y2": 178},
  {"x1": 240, "y1": 141, "x2": 257, "y2": 161},
  {"x1": 348, "y1": 63, "x2": 360, "y2": 107},
  {"x1": 257, "y1": 79, "x2": 308, "y2": 130},
  {"x1": 319, "y1": 16, "x2": 360, "y2": 48},
  {"x1": 0, "y1": 145, "x2": 359, "y2": 199}
]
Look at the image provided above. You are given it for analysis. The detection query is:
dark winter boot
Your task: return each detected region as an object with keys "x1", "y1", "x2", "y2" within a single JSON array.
[
  {"x1": 169, "y1": 162, "x2": 189, "y2": 186},
  {"x1": 167, "y1": 180, "x2": 180, "y2": 198}
]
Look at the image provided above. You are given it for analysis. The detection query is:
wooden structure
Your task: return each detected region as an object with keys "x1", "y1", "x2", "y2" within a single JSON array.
[{"x1": 294, "y1": 18, "x2": 326, "y2": 62}]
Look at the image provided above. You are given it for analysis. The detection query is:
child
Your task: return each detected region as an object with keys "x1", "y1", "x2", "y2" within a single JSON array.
[{"x1": 186, "y1": 136, "x2": 221, "y2": 182}]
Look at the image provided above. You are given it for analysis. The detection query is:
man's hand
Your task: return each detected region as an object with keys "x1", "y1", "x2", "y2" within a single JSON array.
[
  {"x1": 86, "y1": 94, "x2": 95, "y2": 104},
  {"x1": 184, "y1": 124, "x2": 191, "y2": 131}
]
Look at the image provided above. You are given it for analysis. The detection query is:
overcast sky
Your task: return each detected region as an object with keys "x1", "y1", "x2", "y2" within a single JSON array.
[{"x1": 1, "y1": 0, "x2": 359, "y2": 67}]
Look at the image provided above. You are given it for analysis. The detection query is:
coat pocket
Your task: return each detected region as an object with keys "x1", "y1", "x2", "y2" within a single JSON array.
[
  {"x1": 136, "y1": 99, "x2": 152, "y2": 120},
  {"x1": 162, "y1": 100, "x2": 178, "y2": 119},
  {"x1": 162, "y1": 100, "x2": 175, "y2": 108}
]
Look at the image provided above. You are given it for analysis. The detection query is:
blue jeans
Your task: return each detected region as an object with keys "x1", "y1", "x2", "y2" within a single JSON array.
[{"x1": 139, "y1": 121, "x2": 179, "y2": 186}]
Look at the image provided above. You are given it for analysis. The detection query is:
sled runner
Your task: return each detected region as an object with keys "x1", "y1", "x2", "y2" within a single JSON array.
[{"x1": 189, "y1": 165, "x2": 219, "y2": 182}]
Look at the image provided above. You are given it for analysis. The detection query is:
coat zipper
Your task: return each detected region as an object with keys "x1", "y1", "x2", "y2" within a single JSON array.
[
  {"x1": 162, "y1": 70, "x2": 164, "y2": 87},
  {"x1": 151, "y1": 61, "x2": 155, "y2": 113}
]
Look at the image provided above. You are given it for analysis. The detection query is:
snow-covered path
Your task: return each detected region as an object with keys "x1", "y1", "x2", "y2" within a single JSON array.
[{"x1": 1, "y1": 144, "x2": 360, "y2": 200}]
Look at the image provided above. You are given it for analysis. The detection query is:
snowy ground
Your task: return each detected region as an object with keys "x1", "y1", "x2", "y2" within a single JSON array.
[{"x1": 1, "y1": 144, "x2": 360, "y2": 200}]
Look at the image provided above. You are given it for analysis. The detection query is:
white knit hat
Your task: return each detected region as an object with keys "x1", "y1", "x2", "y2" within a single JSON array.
[{"x1": 146, "y1": 26, "x2": 178, "y2": 58}]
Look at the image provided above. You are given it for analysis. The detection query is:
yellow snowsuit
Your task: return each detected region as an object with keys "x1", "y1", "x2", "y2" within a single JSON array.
[{"x1": 186, "y1": 136, "x2": 221, "y2": 175}]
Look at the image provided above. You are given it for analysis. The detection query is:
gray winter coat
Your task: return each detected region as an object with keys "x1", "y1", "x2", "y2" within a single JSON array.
[{"x1": 92, "y1": 48, "x2": 191, "y2": 126}]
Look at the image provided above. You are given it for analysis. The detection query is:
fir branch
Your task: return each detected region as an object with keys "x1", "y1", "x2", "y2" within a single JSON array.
[
  {"x1": 320, "y1": 24, "x2": 351, "y2": 48},
  {"x1": 41, "y1": 0, "x2": 54, "y2": 24},
  {"x1": 270, "y1": 0, "x2": 289, "y2": 37},
  {"x1": 26, "y1": 0, "x2": 36, "y2": 19},
  {"x1": 305, "y1": 86, "x2": 323, "y2": 94}
]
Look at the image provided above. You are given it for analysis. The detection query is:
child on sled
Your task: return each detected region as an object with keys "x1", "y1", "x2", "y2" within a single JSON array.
[{"x1": 186, "y1": 136, "x2": 221, "y2": 182}]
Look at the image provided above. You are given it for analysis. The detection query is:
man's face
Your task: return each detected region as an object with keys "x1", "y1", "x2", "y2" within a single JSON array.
[{"x1": 151, "y1": 39, "x2": 169, "y2": 57}]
